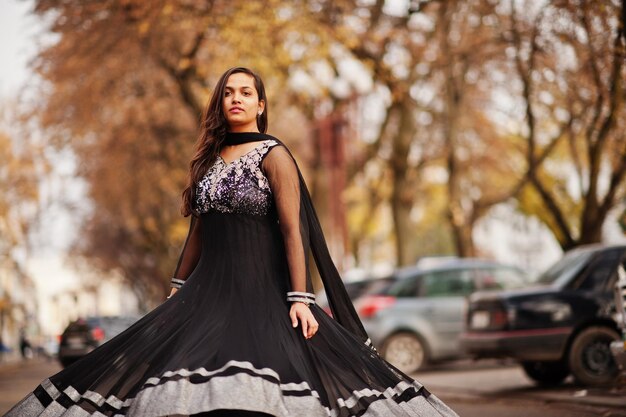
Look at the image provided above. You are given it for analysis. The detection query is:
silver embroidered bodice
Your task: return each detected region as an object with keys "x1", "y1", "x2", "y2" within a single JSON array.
[{"x1": 195, "y1": 140, "x2": 279, "y2": 216}]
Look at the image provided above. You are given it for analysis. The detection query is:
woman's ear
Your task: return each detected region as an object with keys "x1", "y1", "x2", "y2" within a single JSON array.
[{"x1": 257, "y1": 100, "x2": 265, "y2": 116}]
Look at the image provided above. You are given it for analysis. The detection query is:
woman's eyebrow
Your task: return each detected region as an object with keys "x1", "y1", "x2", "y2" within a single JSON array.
[{"x1": 224, "y1": 85, "x2": 254, "y2": 90}]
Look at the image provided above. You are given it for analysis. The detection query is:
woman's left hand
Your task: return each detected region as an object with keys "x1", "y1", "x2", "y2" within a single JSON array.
[{"x1": 289, "y1": 302, "x2": 319, "y2": 339}]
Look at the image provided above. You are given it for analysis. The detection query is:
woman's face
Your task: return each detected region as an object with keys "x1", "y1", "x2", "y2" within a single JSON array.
[{"x1": 222, "y1": 72, "x2": 265, "y2": 133}]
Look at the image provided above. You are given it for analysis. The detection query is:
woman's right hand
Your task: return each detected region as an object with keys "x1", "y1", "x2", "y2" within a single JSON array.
[
  {"x1": 289, "y1": 302, "x2": 319, "y2": 339},
  {"x1": 167, "y1": 288, "x2": 178, "y2": 299}
]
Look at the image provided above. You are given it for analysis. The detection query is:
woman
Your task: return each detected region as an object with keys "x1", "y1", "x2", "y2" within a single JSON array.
[{"x1": 6, "y1": 67, "x2": 458, "y2": 417}]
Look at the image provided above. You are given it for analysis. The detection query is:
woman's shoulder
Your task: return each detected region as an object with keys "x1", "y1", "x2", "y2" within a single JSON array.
[
  {"x1": 257, "y1": 136, "x2": 281, "y2": 156},
  {"x1": 259, "y1": 134, "x2": 281, "y2": 146},
  {"x1": 259, "y1": 134, "x2": 288, "y2": 155},
  {"x1": 259, "y1": 136, "x2": 298, "y2": 168}
]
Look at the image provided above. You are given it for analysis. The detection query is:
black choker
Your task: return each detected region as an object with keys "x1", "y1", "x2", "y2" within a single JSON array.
[{"x1": 224, "y1": 131, "x2": 274, "y2": 146}]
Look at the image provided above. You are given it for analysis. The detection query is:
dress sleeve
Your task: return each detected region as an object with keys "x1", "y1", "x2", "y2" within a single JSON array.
[
  {"x1": 262, "y1": 145, "x2": 309, "y2": 296},
  {"x1": 170, "y1": 214, "x2": 202, "y2": 288}
]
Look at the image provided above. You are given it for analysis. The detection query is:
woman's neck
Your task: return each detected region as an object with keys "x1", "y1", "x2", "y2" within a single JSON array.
[
  {"x1": 228, "y1": 125, "x2": 259, "y2": 133},
  {"x1": 223, "y1": 131, "x2": 270, "y2": 146}
]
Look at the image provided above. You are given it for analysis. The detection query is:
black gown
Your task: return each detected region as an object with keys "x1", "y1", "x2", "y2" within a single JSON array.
[{"x1": 6, "y1": 133, "x2": 458, "y2": 417}]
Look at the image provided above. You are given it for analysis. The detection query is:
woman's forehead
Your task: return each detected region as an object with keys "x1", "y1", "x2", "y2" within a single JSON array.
[{"x1": 225, "y1": 73, "x2": 256, "y2": 90}]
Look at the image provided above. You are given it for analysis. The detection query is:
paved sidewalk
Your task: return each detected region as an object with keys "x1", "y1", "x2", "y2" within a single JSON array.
[
  {"x1": 416, "y1": 362, "x2": 626, "y2": 414},
  {"x1": 0, "y1": 356, "x2": 61, "y2": 414}
]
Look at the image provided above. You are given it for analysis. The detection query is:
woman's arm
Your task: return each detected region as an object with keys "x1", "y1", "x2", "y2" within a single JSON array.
[
  {"x1": 263, "y1": 146, "x2": 307, "y2": 293},
  {"x1": 263, "y1": 145, "x2": 318, "y2": 339},
  {"x1": 168, "y1": 214, "x2": 202, "y2": 298}
]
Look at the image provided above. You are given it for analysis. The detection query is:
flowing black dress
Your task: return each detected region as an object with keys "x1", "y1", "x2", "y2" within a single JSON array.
[{"x1": 6, "y1": 133, "x2": 458, "y2": 417}]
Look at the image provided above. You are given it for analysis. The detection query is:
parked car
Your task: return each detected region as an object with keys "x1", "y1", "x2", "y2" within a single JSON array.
[
  {"x1": 357, "y1": 259, "x2": 530, "y2": 373},
  {"x1": 316, "y1": 275, "x2": 397, "y2": 316},
  {"x1": 610, "y1": 263, "x2": 626, "y2": 372},
  {"x1": 461, "y1": 244, "x2": 625, "y2": 386},
  {"x1": 58, "y1": 315, "x2": 139, "y2": 367}
]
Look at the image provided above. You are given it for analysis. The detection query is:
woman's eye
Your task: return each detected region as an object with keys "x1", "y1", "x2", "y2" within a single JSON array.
[
  {"x1": 224, "y1": 91, "x2": 231, "y2": 96},
  {"x1": 243, "y1": 91, "x2": 251, "y2": 96}
]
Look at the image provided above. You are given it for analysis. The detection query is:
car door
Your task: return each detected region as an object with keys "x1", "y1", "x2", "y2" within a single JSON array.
[
  {"x1": 567, "y1": 248, "x2": 626, "y2": 322},
  {"x1": 420, "y1": 269, "x2": 475, "y2": 355},
  {"x1": 385, "y1": 274, "x2": 429, "y2": 328}
]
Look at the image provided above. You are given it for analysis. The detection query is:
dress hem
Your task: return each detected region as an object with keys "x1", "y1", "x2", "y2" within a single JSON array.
[{"x1": 6, "y1": 360, "x2": 455, "y2": 417}]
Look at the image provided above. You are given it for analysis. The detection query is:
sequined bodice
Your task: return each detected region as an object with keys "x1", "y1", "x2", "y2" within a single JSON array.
[{"x1": 195, "y1": 140, "x2": 279, "y2": 216}]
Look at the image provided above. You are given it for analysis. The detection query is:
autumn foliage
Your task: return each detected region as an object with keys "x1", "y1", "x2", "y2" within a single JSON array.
[{"x1": 22, "y1": 0, "x2": 625, "y2": 303}]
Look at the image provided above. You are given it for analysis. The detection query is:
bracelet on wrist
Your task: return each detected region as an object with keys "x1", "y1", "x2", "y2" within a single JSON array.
[
  {"x1": 170, "y1": 278, "x2": 185, "y2": 289},
  {"x1": 287, "y1": 291, "x2": 315, "y2": 306},
  {"x1": 365, "y1": 338, "x2": 378, "y2": 353}
]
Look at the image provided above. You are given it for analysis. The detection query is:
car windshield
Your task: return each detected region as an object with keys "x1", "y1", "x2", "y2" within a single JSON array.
[
  {"x1": 315, "y1": 276, "x2": 396, "y2": 306},
  {"x1": 86, "y1": 316, "x2": 139, "y2": 340},
  {"x1": 363, "y1": 277, "x2": 397, "y2": 295},
  {"x1": 535, "y1": 249, "x2": 595, "y2": 286},
  {"x1": 475, "y1": 267, "x2": 529, "y2": 291}
]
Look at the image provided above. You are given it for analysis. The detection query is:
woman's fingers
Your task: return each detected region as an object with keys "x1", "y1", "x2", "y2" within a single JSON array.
[
  {"x1": 307, "y1": 317, "x2": 319, "y2": 338},
  {"x1": 290, "y1": 308, "x2": 298, "y2": 328},
  {"x1": 301, "y1": 314, "x2": 309, "y2": 338},
  {"x1": 301, "y1": 312, "x2": 318, "y2": 339},
  {"x1": 290, "y1": 304, "x2": 320, "y2": 339}
]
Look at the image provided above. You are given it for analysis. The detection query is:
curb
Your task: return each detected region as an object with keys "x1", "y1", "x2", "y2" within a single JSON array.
[{"x1": 529, "y1": 390, "x2": 626, "y2": 409}]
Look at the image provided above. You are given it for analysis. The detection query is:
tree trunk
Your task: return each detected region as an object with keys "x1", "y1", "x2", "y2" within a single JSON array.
[
  {"x1": 440, "y1": 0, "x2": 476, "y2": 258},
  {"x1": 390, "y1": 186, "x2": 415, "y2": 265},
  {"x1": 389, "y1": 102, "x2": 418, "y2": 266}
]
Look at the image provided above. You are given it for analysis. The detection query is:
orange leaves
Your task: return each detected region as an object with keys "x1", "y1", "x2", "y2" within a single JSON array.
[
  {"x1": 0, "y1": 127, "x2": 42, "y2": 255},
  {"x1": 137, "y1": 20, "x2": 151, "y2": 35}
]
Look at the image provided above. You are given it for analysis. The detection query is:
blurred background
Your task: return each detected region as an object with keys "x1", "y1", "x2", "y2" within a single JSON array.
[{"x1": 0, "y1": 0, "x2": 625, "y2": 415}]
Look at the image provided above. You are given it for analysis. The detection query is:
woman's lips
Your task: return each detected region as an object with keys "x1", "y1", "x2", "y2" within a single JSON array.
[{"x1": 229, "y1": 107, "x2": 244, "y2": 113}]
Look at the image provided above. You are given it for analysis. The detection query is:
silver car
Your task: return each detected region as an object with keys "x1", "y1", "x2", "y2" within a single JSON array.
[{"x1": 357, "y1": 259, "x2": 529, "y2": 373}]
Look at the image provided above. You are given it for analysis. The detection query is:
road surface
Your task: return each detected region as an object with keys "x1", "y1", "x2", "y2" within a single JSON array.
[{"x1": 1, "y1": 357, "x2": 625, "y2": 416}]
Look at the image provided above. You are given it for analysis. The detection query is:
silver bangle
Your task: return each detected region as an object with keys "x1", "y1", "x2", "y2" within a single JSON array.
[
  {"x1": 287, "y1": 291, "x2": 315, "y2": 299},
  {"x1": 287, "y1": 291, "x2": 315, "y2": 305},
  {"x1": 170, "y1": 278, "x2": 185, "y2": 289},
  {"x1": 365, "y1": 338, "x2": 378, "y2": 353},
  {"x1": 288, "y1": 297, "x2": 314, "y2": 305}
]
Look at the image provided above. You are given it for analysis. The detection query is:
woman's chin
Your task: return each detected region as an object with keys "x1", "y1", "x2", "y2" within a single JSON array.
[{"x1": 227, "y1": 121, "x2": 257, "y2": 131}]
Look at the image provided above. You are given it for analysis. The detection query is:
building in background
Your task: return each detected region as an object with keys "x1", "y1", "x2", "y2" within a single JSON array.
[
  {"x1": 0, "y1": 258, "x2": 38, "y2": 362},
  {"x1": 1, "y1": 253, "x2": 141, "y2": 363},
  {"x1": 43, "y1": 275, "x2": 140, "y2": 339}
]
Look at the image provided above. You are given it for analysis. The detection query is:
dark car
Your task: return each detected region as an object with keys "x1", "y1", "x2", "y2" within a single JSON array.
[
  {"x1": 357, "y1": 259, "x2": 530, "y2": 373},
  {"x1": 58, "y1": 315, "x2": 139, "y2": 367},
  {"x1": 461, "y1": 244, "x2": 625, "y2": 386}
]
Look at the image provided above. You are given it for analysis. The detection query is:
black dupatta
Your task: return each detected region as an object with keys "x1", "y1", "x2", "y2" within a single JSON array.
[{"x1": 223, "y1": 131, "x2": 370, "y2": 345}]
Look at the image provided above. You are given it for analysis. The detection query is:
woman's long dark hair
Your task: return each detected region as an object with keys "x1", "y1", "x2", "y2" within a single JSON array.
[{"x1": 181, "y1": 67, "x2": 268, "y2": 216}]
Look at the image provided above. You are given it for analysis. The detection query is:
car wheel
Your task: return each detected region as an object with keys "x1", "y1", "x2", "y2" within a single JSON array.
[
  {"x1": 521, "y1": 360, "x2": 569, "y2": 386},
  {"x1": 381, "y1": 332, "x2": 428, "y2": 374},
  {"x1": 568, "y1": 326, "x2": 620, "y2": 386}
]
